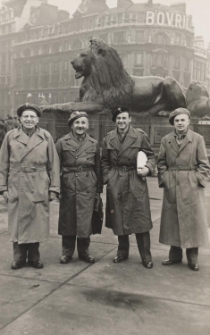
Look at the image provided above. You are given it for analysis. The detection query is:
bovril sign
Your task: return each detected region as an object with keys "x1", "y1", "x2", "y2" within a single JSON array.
[{"x1": 146, "y1": 11, "x2": 193, "y2": 30}]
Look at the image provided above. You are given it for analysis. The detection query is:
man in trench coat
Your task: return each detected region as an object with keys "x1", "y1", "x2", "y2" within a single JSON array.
[
  {"x1": 101, "y1": 107, "x2": 156, "y2": 269},
  {"x1": 56, "y1": 111, "x2": 103, "y2": 264},
  {"x1": 157, "y1": 108, "x2": 210, "y2": 271},
  {"x1": 0, "y1": 104, "x2": 60, "y2": 269}
]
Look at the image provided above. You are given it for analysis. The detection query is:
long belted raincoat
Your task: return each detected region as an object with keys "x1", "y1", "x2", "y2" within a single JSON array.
[
  {"x1": 0, "y1": 126, "x2": 60, "y2": 244},
  {"x1": 101, "y1": 126, "x2": 156, "y2": 236},
  {"x1": 56, "y1": 132, "x2": 102, "y2": 238},
  {"x1": 157, "y1": 129, "x2": 210, "y2": 248}
]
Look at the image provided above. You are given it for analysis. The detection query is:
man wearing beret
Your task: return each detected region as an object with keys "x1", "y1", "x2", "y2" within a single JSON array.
[
  {"x1": 56, "y1": 111, "x2": 102, "y2": 264},
  {"x1": 157, "y1": 107, "x2": 210, "y2": 271},
  {"x1": 0, "y1": 103, "x2": 60, "y2": 269},
  {"x1": 101, "y1": 107, "x2": 156, "y2": 268}
]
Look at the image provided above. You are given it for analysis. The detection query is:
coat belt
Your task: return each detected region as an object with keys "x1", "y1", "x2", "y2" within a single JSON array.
[
  {"x1": 111, "y1": 166, "x2": 136, "y2": 172},
  {"x1": 62, "y1": 166, "x2": 93, "y2": 173},
  {"x1": 10, "y1": 166, "x2": 46, "y2": 172},
  {"x1": 168, "y1": 166, "x2": 197, "y2": 171}
]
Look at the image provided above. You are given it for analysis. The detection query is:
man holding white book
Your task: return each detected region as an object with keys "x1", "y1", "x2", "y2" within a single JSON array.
[{"x1": 101, "y1": 107, "x2": 156, "y2": 268}]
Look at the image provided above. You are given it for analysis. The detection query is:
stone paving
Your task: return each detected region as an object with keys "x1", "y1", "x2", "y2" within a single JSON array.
[{"x1": 0, "y1": 178, "x2": 210, "y2": 335}]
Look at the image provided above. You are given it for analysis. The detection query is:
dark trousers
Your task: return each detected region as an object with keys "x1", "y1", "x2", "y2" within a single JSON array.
[
  {"x1": 117, "y1": 232, "x2": 152, "y2": 262},
  {"x1": 13, "y1": 242, "x2": 40, "y2": 263},
  {"x1": 62, "y1": 236, "x2": 90, "y2": 258},
  {"x1": 169, "y1": 246, "x2": 198, "y2": 265}
]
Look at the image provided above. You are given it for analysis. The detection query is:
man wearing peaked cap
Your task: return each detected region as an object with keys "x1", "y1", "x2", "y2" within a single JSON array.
[
  {"x1": 101, "y1": 106, "x2": 156, "y2": 268},
  {"x1": 56, "y1": 110, "x2": 103, "y2": 264},
  {"x1": 158, "y1": 108, "x2": 210, "y2": 271},
  {"x1": 0, "y1": 103, "x2": 60, "y2": 270}
]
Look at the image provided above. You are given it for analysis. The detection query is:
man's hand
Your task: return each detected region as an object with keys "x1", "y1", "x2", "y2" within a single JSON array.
[
  {"x1": 49, "y1": 191, "x2": 57, "y2": 202},
  {"x1": 2, "y1": 191, "x2": 8, "y2": 202},
  {"x1": 137, "y1": 167, "x2": 149, "y2": 177}
]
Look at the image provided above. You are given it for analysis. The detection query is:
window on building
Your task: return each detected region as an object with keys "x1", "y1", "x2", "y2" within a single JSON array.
[
  {"x1": 154, "y1": 34, "x2": 167, "y2": 44},
  {"x1": 114, "y1": 32, "x2": 125, "y2": 44},
  {"x1": 153, "y1": 52, "x2": 168, "y2": 67},
  {"x1": 174, "y1": 56, "x2": 181, "y2": 69},
  {"x1": 118, "y1": 13, "x2": 123, "y2": 24},
  {"x1": 184, "y1": 72, "x2": 190, "y2": 88},
  {"x1": 184, "y1": 57, "x2": 190, "y2": 71},
  {"x1": 136, "y1": 31, "x2": 144, "y2": 43},
  {"x1": 175, "y1": 34, "x2": 181, "y2": 45},
  {"x1": 135, "y1": 53, "x2": 143, "y2": 65}
]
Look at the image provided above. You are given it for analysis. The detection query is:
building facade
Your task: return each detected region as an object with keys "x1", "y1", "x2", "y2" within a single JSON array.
[{"x1": 0, "y1": 0, "x2": 209, "y2": 121}]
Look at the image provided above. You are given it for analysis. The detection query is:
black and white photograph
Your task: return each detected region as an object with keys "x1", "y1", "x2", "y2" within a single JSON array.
[{"x1": 0, "y1": 0, "x2": 210, "y2": 334}]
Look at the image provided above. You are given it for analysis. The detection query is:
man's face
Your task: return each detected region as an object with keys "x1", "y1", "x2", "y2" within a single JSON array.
[
  {"x1": 174, "y1": 114, "x2": 190, "y2": 133},
  {"x1": 72, "y1": 117, "x2": 89, "y2": 136},
  {"x1": 20, "y1": 110, "x2": 39, "y2": 130},
  {"x1": 116, "y1": 112, "x2": 131, "y2": 132}
]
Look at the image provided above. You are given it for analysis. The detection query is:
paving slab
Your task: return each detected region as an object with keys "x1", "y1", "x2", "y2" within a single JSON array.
[
  {"x1": 1, "y1": 284, "x2": 209, "y2": 335},
  {"x1": 67, "y1": 247, "x2": 210, "y2": 307},
  {"x1": 0, "y1": 275, "x2": 59, "y2": 330},
  {"x1": 0, "y1": 234, "x2": 117, "y2": 283}
]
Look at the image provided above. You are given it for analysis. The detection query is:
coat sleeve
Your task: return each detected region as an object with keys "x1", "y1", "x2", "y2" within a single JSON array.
[
  {"x1": 196, "y1": 136, "x2": 210, "y2": 187},
  {"x1": 101, "y1": 137, "x2": 111, "y2": 185},
  {"x1": 93, "y1": 143, "x2": 103, "y2": 193},
  {"x1": 157, "y1": 138, "x2": 168, "y2": 188},
  {"x1": 0, "y1": 132, "x2": 10, "y2": 194},
  {"x1": 141, "y1": 134, "x2": 156, "y2": 176},
  {"x1": 47, "y1": 135, "x2": 60, "y2": 194}
]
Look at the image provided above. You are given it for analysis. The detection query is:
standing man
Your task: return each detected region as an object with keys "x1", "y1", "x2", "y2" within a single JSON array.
[
  {"x1": 101, "y1": 107, "x2": 156, "y2": 269},
  {"x1": 56, "y1": 111, "x2": 102, "y2": 264},
  {"x1": 157, "y1": 108, "x2": 210, "y2": 271},
  {"x1": 0, "y1": 103, "x2": 60, "y2": 269}
]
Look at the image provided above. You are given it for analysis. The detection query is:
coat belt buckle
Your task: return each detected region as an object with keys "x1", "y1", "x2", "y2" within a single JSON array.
[
  {"x1": 122, "y1": 166, "x2": 127, "y2": 172},
  {"x1": 79, "y1": 166, "x2": 83, "y2": 172}
]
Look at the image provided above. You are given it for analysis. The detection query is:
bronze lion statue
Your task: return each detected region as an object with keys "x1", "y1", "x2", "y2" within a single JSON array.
[{"x1": 42, "y1": 39, "x2": 210, "y2": 118}]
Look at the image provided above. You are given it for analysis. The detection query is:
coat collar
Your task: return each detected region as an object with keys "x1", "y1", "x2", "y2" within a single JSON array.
[
  {"x1": 109, "y1": 126, "x2": 138, "y2": 156},
  {"x1": 63, "y1": 132, "x2": 96, "y2": 154},
  {"x1": 14, "y1": 126, "x2": 45, "y2": 160},
  {"x1": 167, "y1": 129, "x2": 193, "y2": 154}
]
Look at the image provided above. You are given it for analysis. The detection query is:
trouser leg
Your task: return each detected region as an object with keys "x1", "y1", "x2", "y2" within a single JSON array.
[
  {"x1": 186, "y1": 248, "x2": 198, "y2": 265},
  {"x1": 136, "y1": 232, "x2": 152, "y2": 263},
  {"x1": 117, "y1": 235, "x2": 129, "y2": 257},
  {"x1": 77, "y1": 237, "x2": 90, "y2": 257},
  {"x1": 169, "y1": 246, "x2": 183, "y2": 261},
  {"x1": 62, "y1": 236, "x2": 76, "y2": 258},
  {"x1": 27, "y1": 243, "x2": 40, "y2": 262},
  {"x1": 13, "y1": 242, "x2": 27, "y2": 263}
]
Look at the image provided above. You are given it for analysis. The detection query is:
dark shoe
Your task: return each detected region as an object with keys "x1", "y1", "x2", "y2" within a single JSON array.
[
  {"x1": 142, "y1": 260, "x2": 153, "y2": 269},
  {"x1": 113, "y1": 255, "x2": 128, "y2": 263},
  {"x1": 28, "y1": 260, "x2": 43, "y2": 269},
  {"x1": 79, "y1": 254, "x2": 95, "y2": 264},
  {"x1": 162, "y1": 259, "x2": 182, "y2": 266},
  {"x1": 188, "y1": 263, "x2": 199, "y2": 271},
  {"x1": 60, "y1": 255, "x2": 72, "y2": 264},
  {"x1": 11, "y1": 261, "x2": 25, "y2": 270}
]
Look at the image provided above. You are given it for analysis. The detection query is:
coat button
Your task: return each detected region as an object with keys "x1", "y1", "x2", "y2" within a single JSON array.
[
  {"x1": 75, "y1": 174, "x2": 78, "y2": 177},
  {"x1": 75, "y1": 157, "x2": 78, "y2": 159}
]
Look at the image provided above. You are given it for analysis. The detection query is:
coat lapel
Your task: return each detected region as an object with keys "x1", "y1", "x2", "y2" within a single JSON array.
[
  {"x1": 168, "y1": 132, "x2": 179, "y2": 154},
  {"x1": 108, "y1": 129, "x2": 121, "y2": 152},
  {"x1": 18, "y1": 127, "x2": 44, "y2": 161},
  {"x1": 178, "y1": 129, "x2": 193, "y2": 155},
  {"x1": 118, "y1": 126, "x2": 137, "y2": 157}
]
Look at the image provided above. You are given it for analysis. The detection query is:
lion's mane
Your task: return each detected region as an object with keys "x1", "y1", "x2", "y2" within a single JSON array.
[{"x1": 79, "y1": 39, "x2": 135, "y2": 109}]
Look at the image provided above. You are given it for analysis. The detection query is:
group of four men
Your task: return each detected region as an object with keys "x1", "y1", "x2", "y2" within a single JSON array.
[{"x1": 0, "y1": 103, "x2": 209, "y2": 272}]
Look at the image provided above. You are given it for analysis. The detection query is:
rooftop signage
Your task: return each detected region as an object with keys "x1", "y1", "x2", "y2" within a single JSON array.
[{"x1": 146, "y1": 11, "x2": 193, "y2": 31}]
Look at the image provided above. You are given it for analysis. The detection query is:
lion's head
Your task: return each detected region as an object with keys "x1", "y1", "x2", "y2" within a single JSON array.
[
  {"x1": 186, "y1": 82, "x2": 210, "y2": 117},
  {"x1": 71, "y1": 39, "x2": 134, "y2": 109}
]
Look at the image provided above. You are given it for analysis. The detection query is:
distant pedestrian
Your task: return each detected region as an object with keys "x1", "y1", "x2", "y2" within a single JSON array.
[
  {"x1": 0, "y1": 103, "x2": 60, "y2": 270},
  {"x1": 157, "y1": 108, "x2": 210, "y2": 271}
]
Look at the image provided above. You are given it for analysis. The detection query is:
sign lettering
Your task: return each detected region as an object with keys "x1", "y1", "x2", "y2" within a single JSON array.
[{"x1": 146, "y1": 11, "x2": 192, "y2": 30}]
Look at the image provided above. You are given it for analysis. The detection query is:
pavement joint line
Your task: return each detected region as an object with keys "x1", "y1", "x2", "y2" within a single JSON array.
[
  {"x1": 0, "y1": 246, "x2": 119, "y2": 331},
  {"x1": 0, "y1": 262, "x2": 100, "y2": 331},
  {"x1": 61, "y1": 283, "x2": 210, "y2": 309}
]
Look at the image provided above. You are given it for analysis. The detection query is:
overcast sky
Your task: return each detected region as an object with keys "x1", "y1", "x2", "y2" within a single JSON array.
[{"x1": 1, "y1": 0, "x2": 210, "y2": 46}]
